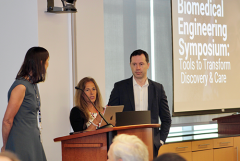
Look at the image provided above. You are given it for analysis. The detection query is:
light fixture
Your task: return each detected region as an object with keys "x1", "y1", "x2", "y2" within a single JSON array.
[{"x1": 47, "y1": 0, "x2": 77, "y2": 13}]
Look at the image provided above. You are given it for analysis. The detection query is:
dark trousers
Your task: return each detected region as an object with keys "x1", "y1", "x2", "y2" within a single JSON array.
[{"x1": 153, "y1": 145, "x2": 159, "y2": 158}]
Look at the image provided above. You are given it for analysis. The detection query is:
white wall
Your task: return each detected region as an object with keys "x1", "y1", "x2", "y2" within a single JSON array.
[
  {"x1": 76, "y1": 0, "x2": 106, "y2": 105},
  {"x1": 0, "y1": 0, "x2": 38, "y2": 148}
]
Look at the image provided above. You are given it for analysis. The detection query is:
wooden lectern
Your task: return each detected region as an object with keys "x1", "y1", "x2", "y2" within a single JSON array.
[
  {"x1": 54, "y1": 124, "x2": 160, "y2": 161},
  {"x1": 212, "y1": 114, "x2": 240, "y2": 134}
]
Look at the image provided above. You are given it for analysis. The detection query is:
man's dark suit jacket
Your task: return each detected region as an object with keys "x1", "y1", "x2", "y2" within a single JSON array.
[{"x1": 108, "y1": 77, "x2": 171, "y2": 150}]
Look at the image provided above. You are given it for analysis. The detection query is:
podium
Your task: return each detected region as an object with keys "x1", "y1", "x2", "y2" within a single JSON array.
[
  {"x1": 212, "y1": 114, "x2": 240, "y2": 134},
  {"x1": 54, "y1": 124, "x2": 160, "y2": 161}
]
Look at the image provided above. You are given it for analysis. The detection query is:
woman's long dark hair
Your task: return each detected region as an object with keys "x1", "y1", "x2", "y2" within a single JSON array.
[{"x1": 16, "y1": 47, "x2": 49, "y2": 84}]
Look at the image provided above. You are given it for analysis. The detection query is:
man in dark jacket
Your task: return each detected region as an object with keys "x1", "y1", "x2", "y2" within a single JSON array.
[{"x1": 108, "y1": 49, "x2": 172, "y2": 158}]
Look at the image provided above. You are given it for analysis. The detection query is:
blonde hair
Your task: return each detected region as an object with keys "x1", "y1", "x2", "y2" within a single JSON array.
[
  {"x1": 112, "y1": 134, "x2": 149, "y2": 161},
  {"x1": 75, "y1": 77, "x2": 103, "y2": 122}
]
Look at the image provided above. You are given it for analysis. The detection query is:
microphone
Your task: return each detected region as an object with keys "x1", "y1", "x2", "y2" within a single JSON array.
[{"x1": 75, "y1": 86, "x2": 113, "y2": 129}]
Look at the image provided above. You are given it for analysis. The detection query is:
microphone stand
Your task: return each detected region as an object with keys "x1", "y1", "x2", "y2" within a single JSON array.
[{"x1": 75, "y1": 87, "x2": 113, "y2": 129}]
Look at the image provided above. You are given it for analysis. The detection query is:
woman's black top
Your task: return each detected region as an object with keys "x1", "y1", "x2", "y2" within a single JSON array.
[{"x1": 70, "y1": 106, "x2": 87, "y2": 132}]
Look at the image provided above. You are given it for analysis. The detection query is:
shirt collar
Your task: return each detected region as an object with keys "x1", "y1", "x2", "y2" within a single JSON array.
[{"x1": 132, "y1": 77, "x2": 149, "y2": 87}]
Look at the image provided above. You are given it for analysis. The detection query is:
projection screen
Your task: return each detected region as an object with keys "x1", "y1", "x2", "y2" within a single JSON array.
[{"x1": 172, "y1": 0, "x2": 240, "y2": 115}]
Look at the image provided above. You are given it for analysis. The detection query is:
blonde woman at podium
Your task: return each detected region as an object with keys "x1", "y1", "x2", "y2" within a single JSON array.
[{"x1": 70, "y1": 77, "x2": 105, "y2": 132}]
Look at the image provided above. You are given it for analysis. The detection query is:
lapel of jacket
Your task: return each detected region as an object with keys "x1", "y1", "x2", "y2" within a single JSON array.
[
  {"x1": 148, "y1": 79, "x2": 154, "y2": 111},
  {"x1": 127, "y1": 77, "x2": 135, "y2": 111}
]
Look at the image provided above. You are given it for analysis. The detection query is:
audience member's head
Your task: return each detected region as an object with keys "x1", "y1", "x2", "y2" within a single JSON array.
[
  {"x1": 107, "y1": 134, "x2": 149, "y2": 161},
  {"x1": 0, "y1": 151, "x2": 20, "y2": 161},
  {"x1": 153, "y1": 153, "x2": 186, "y2": 161}
]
